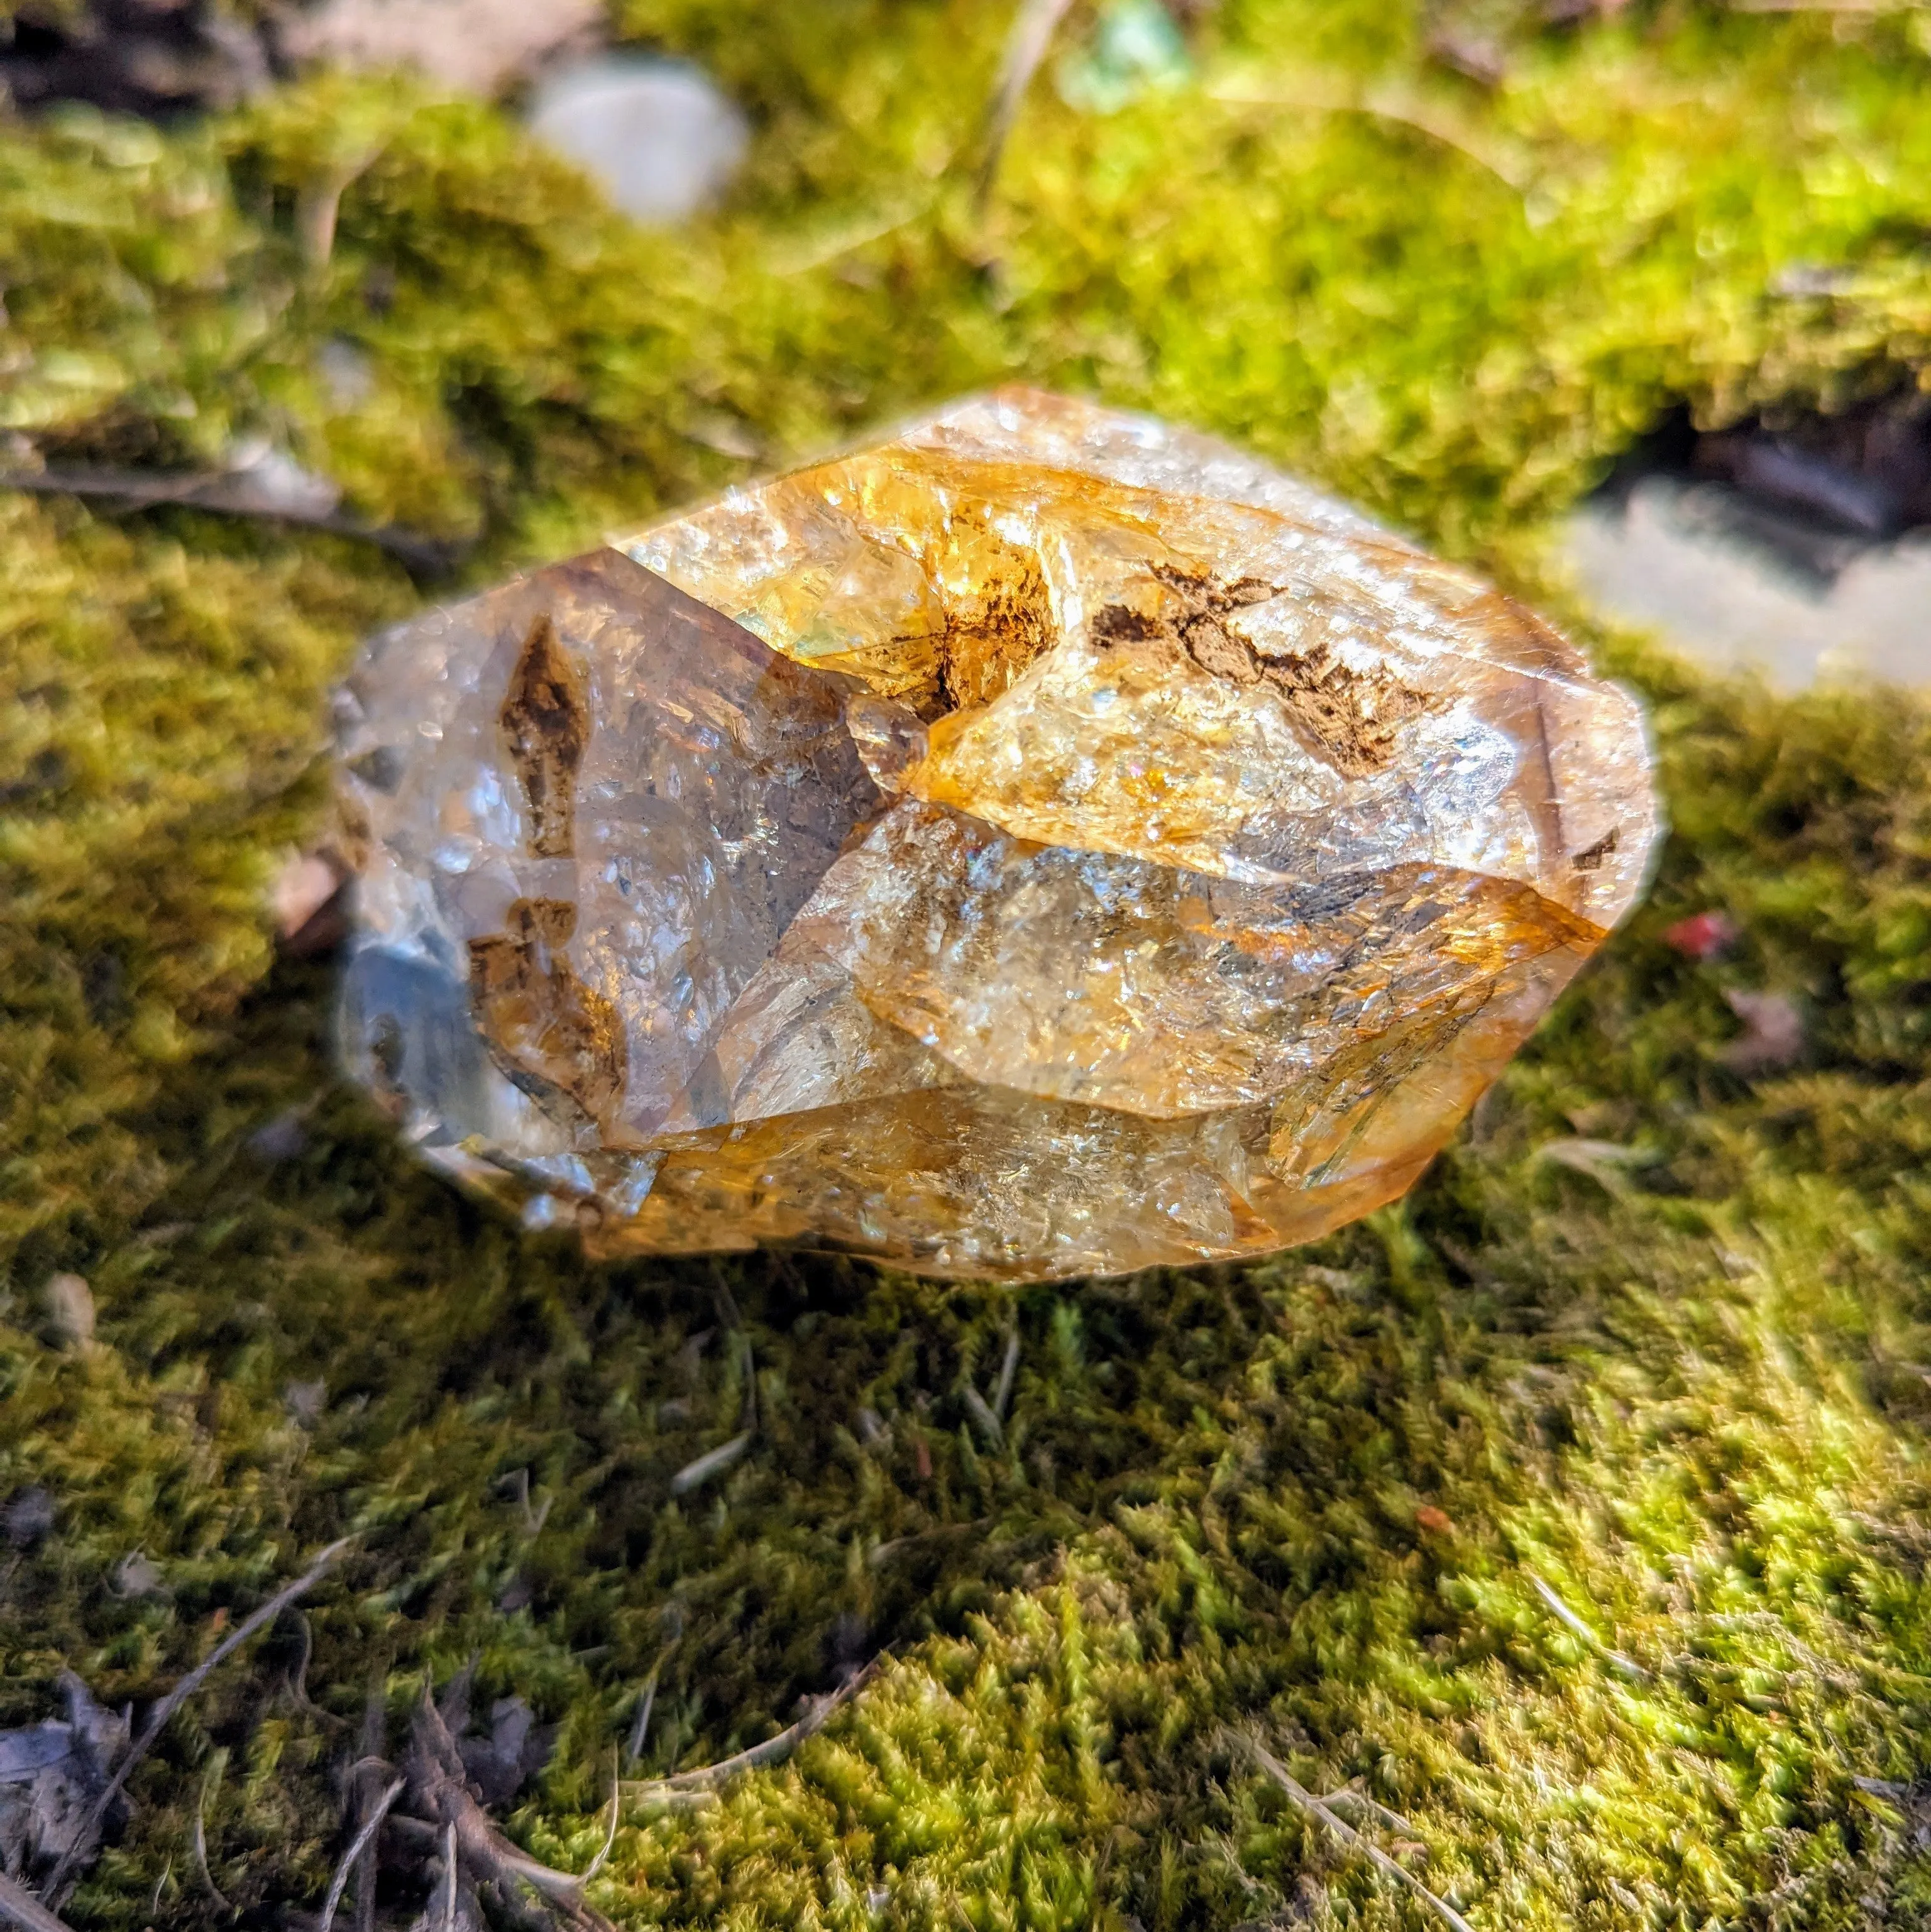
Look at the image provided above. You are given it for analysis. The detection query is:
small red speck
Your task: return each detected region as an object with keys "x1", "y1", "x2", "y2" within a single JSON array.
[
  {"x1": 209, "y1": 1608, "x2": 229, "y2": 1633},
  {"x1": 914, "y1": 1437, "x2": 932, "y2": 1480},
  {"x1": 1415, "y1": 1506, "x2": 1453, "y2": 1535},
  {"x1": 1663, "y1": 911, "x2": 1739, "y2": 962}
]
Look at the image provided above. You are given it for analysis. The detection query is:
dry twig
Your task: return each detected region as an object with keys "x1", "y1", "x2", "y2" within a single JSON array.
[
  {"x1": 353, "y1": 1692, "x2": 387, "y2": 1932},
  {"x1": 580, "y1": 1753, "x2": 621, "y2": 1885},
  {"x1": 1527, "y1": 1571, "x2": 1651, "y2": 1682},
  {"x1": 408, "y1": 1697, "x2": 620, "y2": 1932},
  {"x1": 623, "y1": 1652, "x2": 671, "y2": 1770},
  {"x1": 962, "y1": 1385, "x2": 1004, "y2": 1448},
  {"x1": 500, "y1": 1469, "x2": 554, "y2": 1537},
  {"x1": 284, "y1": 1610, "x2": 339, "y2": 1725},
  {"x1": 296, "y1": 145, "x2": 386, "y2": 268},
  {"x1": 993, "y1": 1328, "x2": 1021, "y2": 1423},
  {"x1": 620, "y1": 1657, "x2": 884, "y2": 1806},
  {"x1": 977, "y1": 0, "x2": 1078, "y2": 207},
  {"x1": 0, "y1": 468, "x2": 464, "y2": 578},
  {"x1": 669, "y1": 1431, "x2": 751, "y2": 1496},
  {"x1": 1730, "y1": 0, "x2": 1925, "y2": 11},
  {"x1": 192, "y1": 1770, "x2": 235, "y2": 1915},
  {"x1": 1319, "y1": 1784, "x2": 1419, "y2": 1836},
  {"x1": 441, "y1": 1821, "x2": 459, "y2": 1932},
  {"x1": 0, "y1": 1873, "x2": 75, "y2": 1932},
  {"x1": 1243, "y1": 1737, "x2": 1475, "y2": 1932},
  {"x1": 317, "y1": 1777, "x2": 406, "y2": 1932},
  {"x1": 47, "y1": 1537, "x2": 355, "y2": 1899},
  {"x1": 1207, "y1": 70, "x2": 1529, "y2": 192}
]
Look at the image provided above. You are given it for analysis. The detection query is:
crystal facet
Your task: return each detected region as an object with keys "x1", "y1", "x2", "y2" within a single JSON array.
[{"x1": 334, "y1": 388, "x2": 1659, "y2": 1281}]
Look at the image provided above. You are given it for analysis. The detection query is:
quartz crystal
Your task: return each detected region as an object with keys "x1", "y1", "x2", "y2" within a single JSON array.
[{"x1": 334, "y1": 388, "x2": 1659, "y2": 1282}]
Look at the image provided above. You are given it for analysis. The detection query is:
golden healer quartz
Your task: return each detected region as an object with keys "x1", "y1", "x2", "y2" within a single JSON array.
[{"x1": 333, "y1": 389, "x2": 1659, "y2": 1281}]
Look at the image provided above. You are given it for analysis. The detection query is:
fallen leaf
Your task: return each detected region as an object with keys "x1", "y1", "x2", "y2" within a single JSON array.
[
  {"x1": 1663, "y1": 910, "x2": 1739, "y2": 961},
  {"x1": 0, "y1": 1673, "x2": 130, "y2": 1884}
]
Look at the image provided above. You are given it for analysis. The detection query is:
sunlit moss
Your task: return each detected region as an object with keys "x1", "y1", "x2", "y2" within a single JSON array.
[{"x1": 5, "y1": 3, "x2": 1931, "y2": 1927}]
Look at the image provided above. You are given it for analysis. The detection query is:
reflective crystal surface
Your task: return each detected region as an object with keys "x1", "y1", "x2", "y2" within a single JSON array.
[{"x1": 335, "y1": 388, "x2": 1659, "y2": 1281}]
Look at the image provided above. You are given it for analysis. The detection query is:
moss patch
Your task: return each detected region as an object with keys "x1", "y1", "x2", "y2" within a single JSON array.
[{"x1": 6, "y1": 3, "x2": 1931, "y2": 1926}]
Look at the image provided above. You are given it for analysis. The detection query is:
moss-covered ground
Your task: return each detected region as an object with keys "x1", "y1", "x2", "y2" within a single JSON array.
[{"x1": 7, "y1": 2, "x2": 1931, "y2": 1925}]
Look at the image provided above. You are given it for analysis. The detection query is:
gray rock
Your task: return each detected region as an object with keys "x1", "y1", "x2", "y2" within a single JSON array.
[
  {"x1": 0, "y1": 1673, "x2": 129, "y2": 1882},
  {"x1": 526, "y1": 59, "x2": 749, "y2": 225},
  {"x1": 1564, "y1": 477, "x2": 1931, "y2": 689}
]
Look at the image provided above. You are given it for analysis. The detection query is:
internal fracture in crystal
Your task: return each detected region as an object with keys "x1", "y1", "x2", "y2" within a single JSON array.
[{"x1": 334, "y1": 389, "x2": 1659, "y2": 1280}]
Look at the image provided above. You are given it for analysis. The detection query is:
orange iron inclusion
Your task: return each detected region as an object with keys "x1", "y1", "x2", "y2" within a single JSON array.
[{"x1": 334, "y1": 388, "x2": 1658, "y2": 1281}]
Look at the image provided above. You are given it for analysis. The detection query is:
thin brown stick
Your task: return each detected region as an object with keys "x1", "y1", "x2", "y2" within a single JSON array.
[
  {"x1": 669, "y1": 1431, "x2": 751, "y2": 1497},
  {"x1": 579, "y1": 1750, "x2": 621, "y2": 1885},
  {"x1": 977, "y1": 0, "x2": 1078, "y2": 207},
  {"x1": 0, "y1": 469, "x2": 464, "y2": 578},
  {"x1": 1318, "y1": 1785, "x2": 1419, "y2": 1836},
  {"x1": 963, "y1": 1384, "x2": 1004, "y2": 1448},
  {"x1": 192, "y1": 1770, "x2": 235, "y2": 1915},
  {"x1": 317, "y1": 1776, "x2": 405, "y2": 1932},
  {"x1": 1730, "y1": 0, "x2": 1923, "y2": 10},
  {"x1": 0, "y1": 1872, "x2": 75, "y2": 1932},
  {"x1": 867, "y1": 1517, "x2": 993, "y2": 1567},
  {"x1": 620, "y1": 1656, "x2": 884, "y2": 1804},
  {"x1": 441, "y1": 1822, "x2": 458, "y2": 1932},
  {"x1": 285, "y1": 1610, "x2": 344, "y2": 1726},
  {"x1": 354, "y1": 1686, "x2": 387, "y2": 1932},
  {"x1": 46, "y1": 1537, "x2": 355, "y2": 1897},
  {"x1": 1527, "y1": 1572, "x2": 1651, "y2": 1682},
  {"x1": 503, "y1": 1469, "x2": 553, "y2": 1537},
  {"x1": 408, "y1": 1697, "x2": 619, "y2": 1932},
  {"x1": 623, "y1": 1665, "x2": 660, "y2": 1769},
  {"x1": 1244, "y1": 1738, "x2": 1476, "y2": 1932},
  {"x1": 1206, "y1": 72, "x2": 1529, "y2": 192},
  {"x1": 993, "y1": 1327, "x2": 1021, "y2": 1423},
  {"x1": 296, "y1": 145, "x2": 385, "y2": 268},
  {"x1": 736, "y1": 1329, "x2": 759, "y2": 1437}
]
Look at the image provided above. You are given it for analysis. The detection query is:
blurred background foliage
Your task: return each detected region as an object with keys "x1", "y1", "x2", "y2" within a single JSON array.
[{"x1": 6, "y1": 1, "x2": 1931, "y2": 1927}]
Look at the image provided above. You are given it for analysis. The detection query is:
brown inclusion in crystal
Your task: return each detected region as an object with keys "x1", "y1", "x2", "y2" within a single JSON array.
[
  {"x1": 468, "y1": 897, "x2": 625, "y2": 1123},
  {"x1": 335, "y1": 388, "x2": 1659, "y2": 1281},
  {"x1": 936, "y1": 517, "x2": 1059, "y2": 713},
  {"x1": 499, "y1": 614, "x2": 588, "y2": 859},
  {"x1": 1094, "y1": 564, "x2": 1436, "y2": 778}
]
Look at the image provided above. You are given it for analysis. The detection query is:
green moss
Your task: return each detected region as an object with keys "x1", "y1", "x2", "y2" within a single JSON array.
[{"x1": 6, "y1": 3, "x2": 1931, "y2": 1926}]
